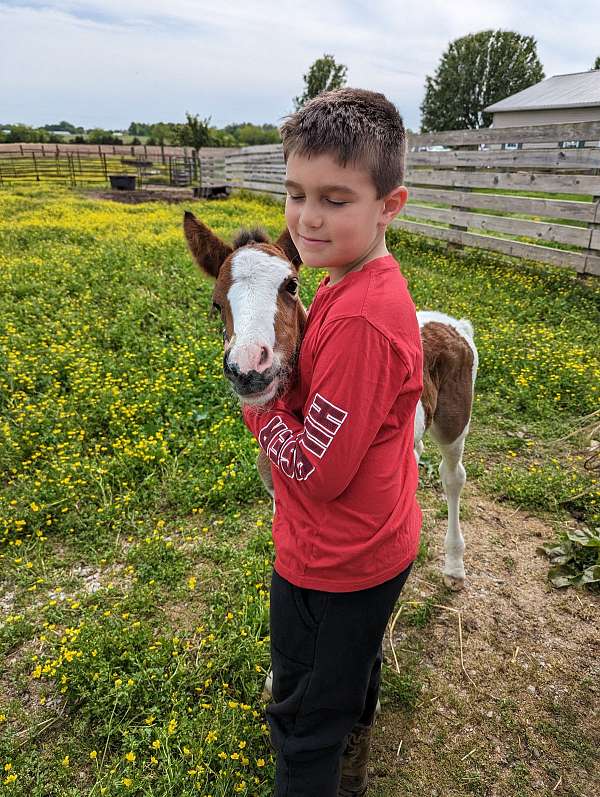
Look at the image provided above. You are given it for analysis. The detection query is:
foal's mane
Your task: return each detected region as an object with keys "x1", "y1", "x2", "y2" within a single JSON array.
[{"x1": 232, "y1": 228, "x2": 270, "y2": 249}]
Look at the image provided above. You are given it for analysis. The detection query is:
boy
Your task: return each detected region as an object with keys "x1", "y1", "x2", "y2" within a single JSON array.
[{"x1": 242, "y1": 88, "x2": 423, "y2": 797}]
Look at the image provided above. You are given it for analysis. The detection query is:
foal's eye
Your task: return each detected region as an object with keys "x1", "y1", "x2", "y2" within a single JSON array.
[
  {"x1": 212, "y1": 302, "x2": 222, "y2": 313},
  {"x1": 285, "y1": 280, "x2": 298, "y2": 295}
]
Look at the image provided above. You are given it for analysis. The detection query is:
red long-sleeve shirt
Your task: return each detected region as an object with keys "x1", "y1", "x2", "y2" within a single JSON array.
[{"x1": 242, "y1": 254, "x2": 423, "y2": 592}]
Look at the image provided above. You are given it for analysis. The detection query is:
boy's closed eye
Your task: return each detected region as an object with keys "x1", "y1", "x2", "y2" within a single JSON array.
[{"x1": 287, "y1": 194, "x2": 348, "y2": 206}]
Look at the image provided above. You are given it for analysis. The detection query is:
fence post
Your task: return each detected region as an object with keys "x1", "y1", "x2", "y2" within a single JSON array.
[
  {"x1": 447, "y1": 153, "x2": 477, "y2": 253},
  {"x1": 32, "y1": 151, "x2": 40, "y2": 182},
  {"x1": 102, "y1": 153, "x2": 108, "y2": 184},
  {"x1": 193, "y1": 150, "x2": 199, "y2": 185},
  {"x1": 583, "y1": 191, "x2": 600, "y2": 276}
]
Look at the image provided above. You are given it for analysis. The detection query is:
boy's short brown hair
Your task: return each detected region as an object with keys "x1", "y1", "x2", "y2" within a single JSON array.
[{"x1": 280, "y1": 88, "x2": 406, "y2": 199}]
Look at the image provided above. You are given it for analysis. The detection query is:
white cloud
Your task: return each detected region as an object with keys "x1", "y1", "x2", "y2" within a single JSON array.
[{"x1": 1, "y1": 0, "x2": 599, "y2": 130}]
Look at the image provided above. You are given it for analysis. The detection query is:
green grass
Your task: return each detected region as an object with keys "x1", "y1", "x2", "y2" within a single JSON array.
[{"x1": 0, "y1": 187, "x2": 599, "y2": 794}]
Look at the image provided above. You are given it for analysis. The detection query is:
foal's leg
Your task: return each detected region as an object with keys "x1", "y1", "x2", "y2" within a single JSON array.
[
  {"x1": 414, "y1": 438, "x2": 424, "y2": 467},
  {"x1": 431, "y1": 426, "x2": 468, "y2": 590}
]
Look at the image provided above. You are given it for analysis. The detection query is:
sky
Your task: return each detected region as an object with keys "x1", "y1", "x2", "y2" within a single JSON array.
[{"x1": 2, "y1": 0, "x2": 599, "y2": 132}]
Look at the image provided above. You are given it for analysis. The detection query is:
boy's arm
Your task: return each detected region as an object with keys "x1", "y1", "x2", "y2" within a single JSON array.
[{"x1": 242, "y1": 316, "x2": 413, "y2": 503}]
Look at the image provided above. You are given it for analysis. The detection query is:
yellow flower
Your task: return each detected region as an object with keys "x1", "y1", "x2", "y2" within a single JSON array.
[
  {"x1": 61, "y1": 756, "x2": 69, "y2": 767},
  {"x1": 89, "y1": 750, "x2": 97, "y2": 760},
  {"x1": 125, "y1": 751, "x2": 135, "y2": 762},
  {"x1": 257, "y1": 758, "x2": 265, "y2": 767},
  {"x1": 152, "y1": 740, "x2": 161, "y2": 749},
  {"x1": 122, "y1": 777, "x2": 133, "y2": 787}
]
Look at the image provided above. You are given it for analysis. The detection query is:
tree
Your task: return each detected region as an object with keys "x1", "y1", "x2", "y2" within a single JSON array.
[
  {"x1": 173, "y1": 113, "x2": 212, "y2": 149},
  {"x1": 420, "y1": 30, "x2": 544, "y2": 131},
  {"x1": 128, "y1": 121, "x2": 152, "y2": 137},
  {"x1": 41, "y1": 120, "x2": 82, "y2": 133},
  {"x1": 593, "y1": 56, "x2": 600, "y2": 70},
  {"x1": 223, "y1": 122, "x2": 280, "y2": 145},
  {"x1": 86, "y1": 128, "x2": 123, "y2": 145},
  {"x1": 293, "y1": 54, "x2": 348, "y2": 110}
]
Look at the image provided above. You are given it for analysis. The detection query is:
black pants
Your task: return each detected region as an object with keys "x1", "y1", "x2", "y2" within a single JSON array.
[{"x1": 267, "y1": 562, "x2": 413, "y2": 797}]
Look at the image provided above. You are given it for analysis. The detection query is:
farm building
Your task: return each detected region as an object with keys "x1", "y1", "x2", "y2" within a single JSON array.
[{"x1": 484, "y1": 69, "x2": 600, "y2": 148}]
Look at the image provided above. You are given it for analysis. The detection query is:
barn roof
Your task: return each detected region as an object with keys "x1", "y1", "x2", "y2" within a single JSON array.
[{"x1": 485, "y1": 70, "x2": 600, "y2": 113}]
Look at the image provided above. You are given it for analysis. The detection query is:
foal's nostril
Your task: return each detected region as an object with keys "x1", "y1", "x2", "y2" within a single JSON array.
[
  {"x1": 223, "y1": 354, "x2": 239, "y2": 378},
  {"x1": 257, "y1": 345, "x2": 273, "y2": 372}
]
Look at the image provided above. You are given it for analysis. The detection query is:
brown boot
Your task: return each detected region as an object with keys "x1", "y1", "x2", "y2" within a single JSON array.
[{"x1": 338, "y1": 723, "x2": 373, "y2": 797}]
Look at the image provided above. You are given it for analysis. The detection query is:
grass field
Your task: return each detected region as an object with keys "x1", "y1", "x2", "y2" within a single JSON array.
[{"x1": 1, "y1": 187, "x2": 599, "y2": 796}]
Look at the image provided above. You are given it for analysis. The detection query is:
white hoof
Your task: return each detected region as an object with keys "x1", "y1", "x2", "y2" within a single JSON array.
[{"x1": 443, "y1": 573, "x2": 465, "y2": 591}]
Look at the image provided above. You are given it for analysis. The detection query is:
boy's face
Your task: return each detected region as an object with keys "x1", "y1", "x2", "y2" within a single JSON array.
[{"x1": 284, "y1": 151, "x2": 407, "y2": 271}]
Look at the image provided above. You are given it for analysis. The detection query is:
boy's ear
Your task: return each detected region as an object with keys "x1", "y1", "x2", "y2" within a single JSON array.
[
  {"x1": 381, "y1": 186, "x2": 409, "y2": 224},
  {"x1": 183, "y1": 211, "x2": 233, "y2": 279},
  {"x1": 275, "y1": 227, "x2": 303, "y2": 268}
]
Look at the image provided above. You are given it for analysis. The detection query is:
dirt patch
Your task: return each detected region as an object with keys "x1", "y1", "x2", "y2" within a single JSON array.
[
  {"x1": 82, "y1": 187, "x2": 195, "y2": 205},
  {"x1": 374, "y1": 486, "x2": 600, "y2": 797}
]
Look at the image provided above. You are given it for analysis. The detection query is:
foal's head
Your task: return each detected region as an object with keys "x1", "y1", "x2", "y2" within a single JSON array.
[{"x1": 183, "y1": 211, "x2": 306, "y2": 407}]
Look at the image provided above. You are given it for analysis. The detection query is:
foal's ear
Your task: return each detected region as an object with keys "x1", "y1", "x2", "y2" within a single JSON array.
[
  {"x1": 275, "y1": 228, "x2": 302, "y2": 268},
  {"x1": 183, "y1": 211, "x2": 233, "y2": 279}
]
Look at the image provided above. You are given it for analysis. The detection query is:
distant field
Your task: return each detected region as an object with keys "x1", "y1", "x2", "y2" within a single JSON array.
[{"x1": 0, "y1": 188, "x2": 598, "y2": 796}]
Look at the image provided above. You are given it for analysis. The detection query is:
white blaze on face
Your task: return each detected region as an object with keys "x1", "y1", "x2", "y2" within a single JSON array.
[{"x1": 227, "y1": 248, "x2": 292, "y2": 374}]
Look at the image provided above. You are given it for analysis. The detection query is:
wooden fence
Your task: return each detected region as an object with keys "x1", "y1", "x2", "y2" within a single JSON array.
[
  {"x1": 0, "y1": 146, "x2": 235, "y2": 189},
  {"x1": 223, "y1": 122, "x2": 600, "y2": 276},
  {"x1": 0, "y1": 143, "x2": 232, "y2": 159}
]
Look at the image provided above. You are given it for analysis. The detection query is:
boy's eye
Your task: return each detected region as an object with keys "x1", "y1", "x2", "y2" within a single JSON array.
[
  {"x1": 288, "y1": 194, "x2": 304, "y2": 201},
  {"x1": 326, "y1": 199, "x2": 347, "y2": 206}
]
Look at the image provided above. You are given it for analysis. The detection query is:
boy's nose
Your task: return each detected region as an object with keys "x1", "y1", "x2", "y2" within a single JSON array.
[{"x1": 299, "y1": 204, "x2": 323, "y2": 229}]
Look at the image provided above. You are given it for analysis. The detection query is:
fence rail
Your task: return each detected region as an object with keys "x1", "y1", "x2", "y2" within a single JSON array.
[{"x1": 0, "y1": 142, "x2": 236, "y2": 159}]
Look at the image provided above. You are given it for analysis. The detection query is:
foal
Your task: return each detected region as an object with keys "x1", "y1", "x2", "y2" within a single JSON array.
[{"x1": 183, "y1": 211, "x2": 478, "y2": 590}]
